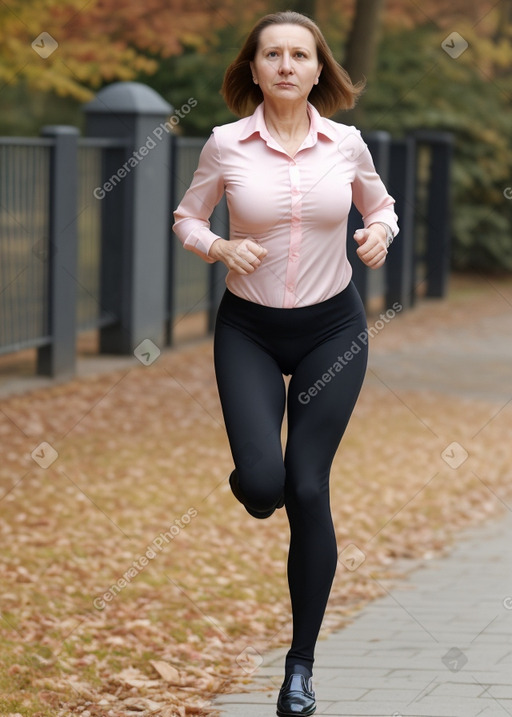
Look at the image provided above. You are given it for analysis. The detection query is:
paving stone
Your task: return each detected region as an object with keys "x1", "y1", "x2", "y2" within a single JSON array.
[{"x1": 214, "y1": 511, "x2": 512, "y2": 716}]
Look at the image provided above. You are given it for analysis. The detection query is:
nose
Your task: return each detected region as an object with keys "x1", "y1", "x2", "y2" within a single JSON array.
[{"x1": 278, "y1": 51, "x2": 293, "y2": 74}]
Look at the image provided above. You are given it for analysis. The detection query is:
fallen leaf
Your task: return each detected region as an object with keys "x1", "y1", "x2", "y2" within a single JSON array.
[{"x1": 149, "y1": 659, "x2": 181, "y2": 684}]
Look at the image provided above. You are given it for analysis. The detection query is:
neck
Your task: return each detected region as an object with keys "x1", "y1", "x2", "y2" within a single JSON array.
[{"x1": 263, "y1": 99, "x2": 310, "y2": 139}]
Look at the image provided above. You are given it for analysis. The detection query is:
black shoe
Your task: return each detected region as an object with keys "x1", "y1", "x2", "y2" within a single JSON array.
[
  {"x1": 229, "y1": 470, "x2": 283, "y2": 519},
  {"x1": 276, "y1": 674, "x2": 316, "y2": 716}
]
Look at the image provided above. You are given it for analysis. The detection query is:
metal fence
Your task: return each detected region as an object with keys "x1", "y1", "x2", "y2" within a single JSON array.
[
  {"x1": 77, "y1": 142, "x2": 104, "y2": 331},
  {"x1": 171, "y1": 137, "x2": 211, "y2": 317},
  {"x1": 0, "y1": 139, "x2": 51, "y2": 353},
  {"x1": 0, "y1": 135, "x2": 130, "y2": 364},
  {"x1": 167, "y1": 135, "x2": 229, "y2": 342},
  {"x1": 0, "y1": 81, "x2": 452, "y2": 378}
]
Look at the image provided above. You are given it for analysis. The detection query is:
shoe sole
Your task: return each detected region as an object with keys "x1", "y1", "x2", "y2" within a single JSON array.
[{"x1": 276, "y1": 706, "x2": 316, "y2": 717}]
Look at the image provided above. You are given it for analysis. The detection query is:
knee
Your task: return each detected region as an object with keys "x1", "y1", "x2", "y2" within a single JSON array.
[
  {"x1": 286, "y1": 473, "x2": 329, "y2": 512},
  {"x1": 238, "y1": 463, "x2": 285, "y2": 512}
]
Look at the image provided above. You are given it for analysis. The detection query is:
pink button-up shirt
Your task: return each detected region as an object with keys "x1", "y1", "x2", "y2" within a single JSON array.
[{"x1": 173, "y1": 101, "x2": 398, "y2": 308}]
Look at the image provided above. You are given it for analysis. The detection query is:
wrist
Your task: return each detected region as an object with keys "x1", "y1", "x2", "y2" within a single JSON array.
[
  {"x1": 208, "y1": 237, "x2": 226, "y2": 260},
  {"x1": 372, "y1": 222, "x2": 394, "y2": 249}
]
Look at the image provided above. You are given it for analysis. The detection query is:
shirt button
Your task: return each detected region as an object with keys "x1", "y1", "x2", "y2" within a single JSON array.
[
  {"x1": 287, "y1": 285, "x2": 294, "y2": 292},
  {"x1": 291, "y1": 216, "x2": 300, "y2": 225},
  {"x1": 291, "y1": 187, "x2": 301, "y2": 196},
  {"x1": 290, "y1": 253, "x2": 299, "y2": 262}
]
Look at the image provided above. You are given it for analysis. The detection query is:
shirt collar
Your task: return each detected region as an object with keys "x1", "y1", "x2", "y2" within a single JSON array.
[{"x1": 239, "y1": 101, "x2": 338, "y2": 144}]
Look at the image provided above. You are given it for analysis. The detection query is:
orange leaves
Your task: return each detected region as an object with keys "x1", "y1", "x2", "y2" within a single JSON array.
[
  {"x1": 1, "y1": 0, "x2": 509, "y2": 104},
  {"x1": 0, "y1": 0, "x2": 232, "y2": 101}
]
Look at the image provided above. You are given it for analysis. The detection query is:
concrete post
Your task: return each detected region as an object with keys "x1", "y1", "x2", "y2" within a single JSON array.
[
  {"x1": 83, "y1": 82, "x2": 173, "y2": 354},
  {"x1": 37, "y1": 125, "x2": 79, "y2": 378}
]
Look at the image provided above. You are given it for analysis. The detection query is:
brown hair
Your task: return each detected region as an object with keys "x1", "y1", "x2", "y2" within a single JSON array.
[{"x1": 221, "y1": 11, "x2": 364, "y2": 118}]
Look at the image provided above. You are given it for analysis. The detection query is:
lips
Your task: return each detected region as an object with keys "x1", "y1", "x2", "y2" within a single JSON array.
[{"x1": 276, "y1": 82, "x2": 295, "y2": 88}]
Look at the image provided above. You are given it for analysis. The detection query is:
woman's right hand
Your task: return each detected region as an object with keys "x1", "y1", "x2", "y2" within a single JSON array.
[{"x1": 209, "y1": 238, "x2": 267, "y2": 275}]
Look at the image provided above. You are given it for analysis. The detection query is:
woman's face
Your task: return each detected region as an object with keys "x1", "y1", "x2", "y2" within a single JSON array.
[{"x1": 250, "y1": 23, "x2": 323, "y2": 107}]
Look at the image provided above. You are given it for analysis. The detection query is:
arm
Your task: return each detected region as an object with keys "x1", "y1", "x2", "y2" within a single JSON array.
[
  {"x1": 173, "y1": 130, "x2": 267, "y2": 273},
  {"x1": 172, "y1": 131, "x2": 225, "y2": 263},
  {"x1": 351, "y1": 139, "x2": 399, "y2": 269}
]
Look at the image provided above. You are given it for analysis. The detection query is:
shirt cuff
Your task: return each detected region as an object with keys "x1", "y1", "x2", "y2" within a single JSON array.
[
  {"x1": 364, "y1": 211, "x2": 399, "y2": 238},
  {"x1": 183, "y1": 228, "x2": 222, "y2": 263}
]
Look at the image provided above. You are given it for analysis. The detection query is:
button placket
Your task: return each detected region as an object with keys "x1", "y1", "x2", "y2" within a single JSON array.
[{"x1": 283, "y1": 161, "x2": 303, "y2": 308}]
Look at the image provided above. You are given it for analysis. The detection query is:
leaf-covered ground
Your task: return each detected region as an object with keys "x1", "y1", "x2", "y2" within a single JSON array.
[{"x1": 1, "y1": 275, "x2": 511, "y2": 716}]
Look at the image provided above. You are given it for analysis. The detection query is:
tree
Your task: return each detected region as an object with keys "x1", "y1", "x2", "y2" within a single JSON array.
[
  {"x1": 0, "y1": 0, "x2": 244, "y2": 101},
  {"x1": 343, "y1": 0, "x2": 385, "y2": 85},
  {"x1": 288, "y1": 0, "x2": 317, "y2": 17},
  {"x1": 363, "y1": 20, "x2": 512, "y2": 271},
  {"x1": 495, "y1": 0, "x2": 512, "y2": 40},
  {"x1": 328, "y1": 0, "x2": 385, "y2": 125},
  {"x1": 1, "y1": 0, "x2": 507, "y2": 104}
]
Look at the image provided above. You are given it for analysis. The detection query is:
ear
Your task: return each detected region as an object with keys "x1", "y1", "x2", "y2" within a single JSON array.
[
  {"x1": 315, "y1": 62, "x2": 323, "y2": 85},
  {"x1": 250, "y1": 61, "x2": 258, "y2": 83}
]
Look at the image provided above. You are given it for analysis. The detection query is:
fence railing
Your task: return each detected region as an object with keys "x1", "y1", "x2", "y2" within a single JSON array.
[
  {"x1": 0, "y1": 137, "x2": 52, "y2": 353},
  {"x1": 0, "y1": 81, "x2": 453, "y2": 378}
]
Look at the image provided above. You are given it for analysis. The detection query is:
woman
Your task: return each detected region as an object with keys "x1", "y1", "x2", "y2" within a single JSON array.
[{"x1": 173, "y1": 11, "x2": 398, "y2": 716}]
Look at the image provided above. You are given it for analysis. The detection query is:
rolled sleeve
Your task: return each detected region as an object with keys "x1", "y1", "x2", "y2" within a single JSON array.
[
  {"x1": 352, "y1": 142, "x2": 399, "y2": 238},
  {"x1": 172, "y1": 131, "x2": 225, "y2": 262}
]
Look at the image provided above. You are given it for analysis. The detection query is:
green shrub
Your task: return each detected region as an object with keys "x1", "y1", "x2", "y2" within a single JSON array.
[{"x1": 362, "y1": 24, "x2": 512, "y2": 272}]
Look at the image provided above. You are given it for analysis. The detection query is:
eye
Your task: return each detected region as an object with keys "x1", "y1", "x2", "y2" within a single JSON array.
[
  {"x1": 267, "y1": 51, "x2": 278, "y2": 58},
  {"x1": 296, "y1": 52, "x2": 306, "y2": 58}
]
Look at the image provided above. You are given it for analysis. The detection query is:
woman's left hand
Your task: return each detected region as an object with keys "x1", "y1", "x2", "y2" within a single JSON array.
[{"x1": 353, "y1": 224, "x2": 388, "y2": 269}]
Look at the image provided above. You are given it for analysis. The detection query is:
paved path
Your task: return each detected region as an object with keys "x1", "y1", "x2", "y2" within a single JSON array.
[
  {"x1": 214, "y1": 509, "x2": 512, "y2": 717},
  {"x1": 214, "y1": 287, "x2": 512, "y2": 717},
  {"x1": 365, "y1": 312, "x2": 512, "y2": 402}
]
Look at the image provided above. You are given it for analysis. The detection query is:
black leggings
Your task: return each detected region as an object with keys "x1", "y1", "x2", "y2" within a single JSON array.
[{"x1": 213, "y1": 282, "x2": 368, "y2": 672}]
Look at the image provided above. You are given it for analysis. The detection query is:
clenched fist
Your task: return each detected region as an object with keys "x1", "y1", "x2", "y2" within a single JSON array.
[
  {"x1": 353, "y1": 223, "x2": 389, "y2": 269},
  {"x1": 209, "y1": 237, "x2": 268, "y2": 275}
]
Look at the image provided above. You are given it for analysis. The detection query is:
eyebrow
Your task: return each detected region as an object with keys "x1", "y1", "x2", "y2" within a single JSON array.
[{"x1": 261, "y1": 45, "x2": 311, "y2": 52}]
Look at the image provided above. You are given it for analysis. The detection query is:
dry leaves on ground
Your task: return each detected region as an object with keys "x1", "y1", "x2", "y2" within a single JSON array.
[{"x1": 0, "y1": 275, "x2": 511, "y2": 716}]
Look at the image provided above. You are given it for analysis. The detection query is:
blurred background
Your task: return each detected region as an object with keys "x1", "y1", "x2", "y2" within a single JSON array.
[
  {"x1": 1, "y1": 0, "x2": 511, "y2": 273},
  {"x1": 1, "y1": 0, "x2": 512, "y2": 381}
]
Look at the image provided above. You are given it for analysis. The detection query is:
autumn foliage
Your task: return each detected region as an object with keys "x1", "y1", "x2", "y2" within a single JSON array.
[
  {"x1": 1, "y1": 0, "x2": 510, "y2": 101},
  {"x1": 0, "y1": 0, "x2": 263, "y2": 100}
]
